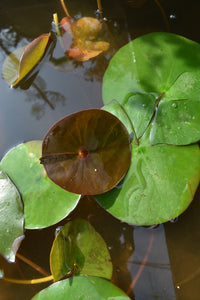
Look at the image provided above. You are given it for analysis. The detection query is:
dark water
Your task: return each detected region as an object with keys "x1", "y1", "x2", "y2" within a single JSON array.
[{"x1": 0, "y1": 0, "x2": 200, "y2": 299}]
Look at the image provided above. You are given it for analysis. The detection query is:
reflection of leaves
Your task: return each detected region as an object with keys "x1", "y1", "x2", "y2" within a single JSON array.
[
  {"x1": 24, "y1": 76, "x2": 66, "y2": 119},
  {"x1": 60, "y1": 17, "x2": 110, "y2": 61}
]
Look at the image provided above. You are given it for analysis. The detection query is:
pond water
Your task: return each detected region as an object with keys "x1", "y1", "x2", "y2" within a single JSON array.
[{"x1": 0, "y1": 0, "x2": 200, "y2": 299}]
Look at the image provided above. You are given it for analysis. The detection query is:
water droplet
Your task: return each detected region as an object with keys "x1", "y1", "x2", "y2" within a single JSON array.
[
  {"x1": 94, "y1": 168, "x2": 98, "y2": 172},
  {"x1": 170, "y1": 217, "x2": 178, "y2": 223},
  {"x1": 177, "y1": 126, "x2": 180, "y2": 130},
  {"x1": 192, "y1": 116, "x2": 195, "y2": 120},
  {"x1": 172, "y1": 102, "x2": 177, "y2": 108},
  {"x1": 170, "y1": 14, "x2": 176, "y2": 19},
  {"x1": 103, "y1": 17, "x2": 108, "y2": 22},
  {"x1": 176, "y1": 285, "x2": 181, "y2": 290},
  {"x1": 142, "y1": 104, "x2": 146, "y2": 107},
  {"x1": 55, "y1": 226, "x2": 62, "y2": 237}
]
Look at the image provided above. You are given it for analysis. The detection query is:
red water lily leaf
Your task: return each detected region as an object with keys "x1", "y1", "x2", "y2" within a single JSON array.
[
  {"x1": 40, "y1": 109, "x2": 131, "y2": 195},
  {"x1": 60, "y1": 17, "x2": 109, "y2": 62}
]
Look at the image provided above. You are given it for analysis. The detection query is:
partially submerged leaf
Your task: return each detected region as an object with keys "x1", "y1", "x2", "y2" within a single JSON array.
[
  {"x1": 41, "y1": 109, "x2": 131, "y2": 195},
  {"x1": 0, "y1": 141, "x2": 80, "y2": 229},
  {"x1": 50, "y1": 219, "x2": 112, "y2": 281},
  {"x1": 31, "y1": 276, "x2": 131, "y2": 300},
  {"x1": 0, "y1": 170, "x2": 24, "y2": 262},
  {"x1": 60, "y1": 17, "x2": 109, "y2": 61},
  {"x1": 103, "y1": 32, "x2": 200, "y2": 145},
  {"x1": 96, "y1": 103, "x2": 200, "y2": 225},
  {"x1": 2, "y1": 33, "x2": 53, "y2": 87}
]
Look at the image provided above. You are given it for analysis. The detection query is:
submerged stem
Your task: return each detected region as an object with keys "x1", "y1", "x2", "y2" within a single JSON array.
[
  {"x1": 97, "y1": 0, "x2": 103, "y2": 13},
  {"x1": 153, "y1": 0, "x2": 170, "y2": 32},
  {"x1": 2, "y1": 275, "x2": 53, "y2": 285},
  {"x1": 16, "y1": 253, "x2": 50, "y2": 277},
  {"x1": 60, "y1": 0, "x2": 71, "y2": 18},
  {"x1": 127, "y1": 231, "x2": 154, "y2": 295}
]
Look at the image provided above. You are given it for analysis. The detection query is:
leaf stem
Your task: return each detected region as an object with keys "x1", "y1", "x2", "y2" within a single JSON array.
[
  {"x1": 97, "y1": 0, "x2": 103, "y2": 14},
  {"x1": 155, "y1": 91, "x2": 165, "y2": 107},
  {"x1": 2, "y1": 275, "x2": 53, "y2": 285},
  {"x1": 60, "y1": 0, "x2": 71, "y2": 18},
  {"x1": 53, "y1": 13, "x2": 62, "y2": 37},
  {"x1": 153, "y1": 0, "x2": 170, "y2": 32},
  {"x1": 16, "y1": 253, "x2": 50, "y2": 277},
  {"x1": 126, "y1": 231, "x2": 154, "y2": 295}
]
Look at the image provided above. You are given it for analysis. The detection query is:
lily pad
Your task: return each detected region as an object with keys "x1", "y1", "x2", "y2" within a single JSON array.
[
  {"x1": 96, "y1": 103, "x2": 200, "y2": 225},
  {"x1": 41, "y1": 109, "x2": 131, "y2": 195},
  {"x1": 0, "y1": 141, "x2": 80, "y2": 229},
  {"x1": 0, "y1": 170, "x2": 24, "y2": 262},
  {"x1": 32, "y1": 276, "x2": 131, "y2": 300},
  {"x1": 50, "y1": 219, "x2": 112, "y2": 281},
  {"x1": 2, "y1": 33, "x2": 53, "y2": 87},
  {"x1": 102, "y1": 32, "x2": 200, "y2": 145}
]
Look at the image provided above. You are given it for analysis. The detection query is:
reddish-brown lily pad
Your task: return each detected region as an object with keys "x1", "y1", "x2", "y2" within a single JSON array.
[{"x1": 40, "y1": 109, "x2": 131, "y2": 195}]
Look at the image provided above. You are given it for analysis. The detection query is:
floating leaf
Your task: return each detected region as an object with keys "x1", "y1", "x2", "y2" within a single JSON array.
[
  {"x1": 2, "y1": 46, "x2": 26, "y2": 86},
  {"x1": 41, "y1": 109, "x2": 131, "y2": 195},
  {"x1": 0, "y1": 141, "x2": 80, "y2": 229},
  {"x1": 2, "y1": 33, "x2": 53, "y2": 87},
  {"x1": 0, "y1": 170, "x2": 24, "y2": 262},
  {"x1": 32, "y1": 276, "x2": 131, "y2": 300},
  {"x1": 102, "y1": 32, "x2": 200, "y2": 145},
  {"x1": 61, "y1": 17, "x2": 109, "y2": 61},
  {"x1": 50, "y1": 219, "x2": 112, "y2": 281},
  {"x1": 95, "y1": 102, "x2": 200, "y2": 225}
]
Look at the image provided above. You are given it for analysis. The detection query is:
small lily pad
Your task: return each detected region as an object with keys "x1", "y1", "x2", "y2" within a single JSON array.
[
  {"x1": 50, "y1": 218, "x2": 112, "y2": 281},
  {"x1": 41, "y1": 109, "x2": 131, "y2": 195},
  {"x1": 31, "y1": 276, "x2": 131, "y2": 300},
  {"x1": 0, "y1": 141, "x2": 80, "y2": 229},
  {"x1": 0, "y1": 170, "x2": 24, "y2": 262}
]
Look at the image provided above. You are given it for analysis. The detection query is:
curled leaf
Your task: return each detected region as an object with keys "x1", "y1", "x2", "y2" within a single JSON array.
[
  {"x1": 50, "y1": 219, "x2": 112, "y2": 281},
  {"x1": 2, "y1": 33, "x2": 53, "y2": 87},
  {"x1": 41, "y1": 109, "x2": 131, "y2": 195}
]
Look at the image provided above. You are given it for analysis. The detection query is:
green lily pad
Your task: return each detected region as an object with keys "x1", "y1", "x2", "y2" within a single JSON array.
[
  {"x1": 50, "y1": 219, "x2": 112, "y2": 281},
  {"x1": 103, "y1": 32, "x2": 200, "y2": 145},
  {"x1": 150, "y1": 71, "x2": 200, "y2": 145},
  {"x1": 2, "y1": 33, "x2": 52, "y2": 87},
  {"x1": 31, "y1": 276, "x2": 131, "y2": 300},
  {"x1": 96, "y1": 103, "x2": 200, "y2": 225},
  {"x1": 0, "y1": 141, "x2": 80, "y2": 229},
  {"x1": 0, "y1": 170, "x2": 24, "y2": 262}
]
